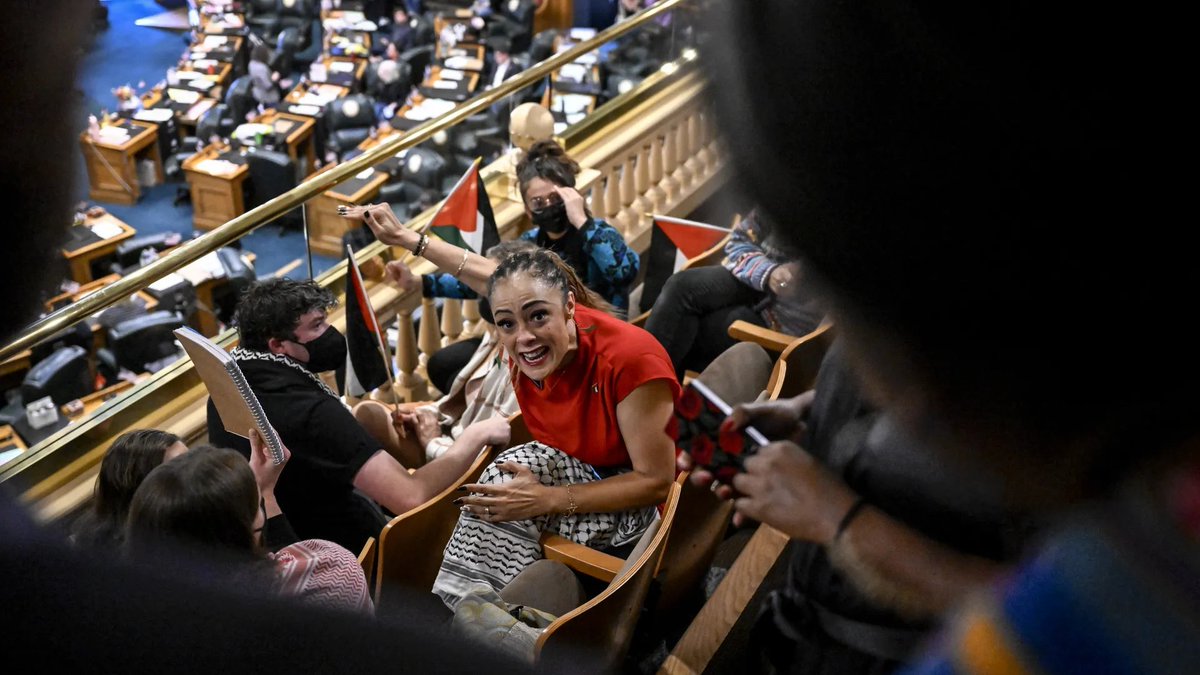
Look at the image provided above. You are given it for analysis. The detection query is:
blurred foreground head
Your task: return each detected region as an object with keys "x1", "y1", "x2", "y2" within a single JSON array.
[
  {"x1": 0, "y1": 3, "x2": 87, "y2": 343},
  {"x1": 707, "y1": 2, "x2": 1193, "y2": 505}
]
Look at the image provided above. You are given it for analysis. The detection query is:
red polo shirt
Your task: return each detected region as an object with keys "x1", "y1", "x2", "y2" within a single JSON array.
[{"x1": 513, "y1": 305, "x2": 680, "y2": 468}]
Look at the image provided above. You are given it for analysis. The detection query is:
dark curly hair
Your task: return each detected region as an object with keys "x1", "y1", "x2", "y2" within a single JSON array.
[
  {"x1": 515, "y1": 140, "x2": 580, "y2": 201},
  {"x1": 233, "y1": 278, "x2": 337, "y2": 352}
]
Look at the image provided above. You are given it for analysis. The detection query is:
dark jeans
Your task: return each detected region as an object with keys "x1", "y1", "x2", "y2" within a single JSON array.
[
  {"x1": 427, "y1": 337, "x2": 483, "y2": 395},
  {"x1": 644, "y1": 266, "x2": 767, "y2": 379}
]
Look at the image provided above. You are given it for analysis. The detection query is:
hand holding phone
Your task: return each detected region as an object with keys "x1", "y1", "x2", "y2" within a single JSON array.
[{"x1": 669, "y1": 380, "x2": 769, "y2": 484}]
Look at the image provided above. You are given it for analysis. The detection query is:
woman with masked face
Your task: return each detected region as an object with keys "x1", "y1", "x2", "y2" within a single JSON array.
[{"x1": 354, "y1": 139, "x2": 639, "y2": 395}]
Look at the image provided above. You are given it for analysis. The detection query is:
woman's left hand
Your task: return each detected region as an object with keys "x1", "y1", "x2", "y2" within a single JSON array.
[
  {"x1": 457, "y1": 462, "x2": 552, "y2": 522},
  {"x1": 553, "y1": 185, "x2": 589, "y2": 229}
]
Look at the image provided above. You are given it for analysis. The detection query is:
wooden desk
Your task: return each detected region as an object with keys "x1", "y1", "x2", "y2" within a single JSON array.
[
  {"x1": 141, "y1": 89, "x2": 219, "y2": 139},
  {"x1": 79, "y1": 118, "x2": 164, "y2": 205},
  {"x1": 60, "y1": 381, "x2": 134, "y2": 420},
  {"x1": 282, "y1": 83, "x2": 351, "y2": 117},
  {"x1": 325, "y1": 30, "x2": 372, "y2": 58},
  {"x1": 199, "y1": 9, "x2": 247, "y2": 36},
  {"x1": 311, "y1": 56, "x2": 368, "y2": 91},
  {"x1": 305, "y1": 162, "x2": 391, "y2": 257},
  {"x1": 60, "y1": 213, "x2": 137, "y2": 284},
  {"x1": 418, "y1": 66, "x2": 480, "y2": 102},
  {"x1": 182, "y1": 143, "x2": 250, "y2": 231},
  {"x1": 438, "y1": 43, "x2": 486, "y2": 72},
  {"x1": 44, "y1": 273, "x2": 160, "y2": 317},
  {"x1": 0, "y1": 424, "x2": 27, "y2": 456},
  {"x1": 255, "y1": 110, "x2": 317, "y2": 174}
]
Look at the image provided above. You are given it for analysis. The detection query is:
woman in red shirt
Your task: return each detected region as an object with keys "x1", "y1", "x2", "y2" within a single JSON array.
[{"x1": 431, "y1": 248, "x2": 679, "y2": 608}]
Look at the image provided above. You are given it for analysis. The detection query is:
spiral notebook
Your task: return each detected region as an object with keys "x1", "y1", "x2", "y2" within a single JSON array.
[{"x1": 173, "y1": 327, "x2": 285, "y2": 465}]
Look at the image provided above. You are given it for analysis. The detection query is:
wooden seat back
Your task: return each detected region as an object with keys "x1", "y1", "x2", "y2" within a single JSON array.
[
  {"x1": 535, "y1": 480, "x2": 682, "y2": 674},
  {"x1": 373, "y1": 412, "x2": 533, "y2": 610}
]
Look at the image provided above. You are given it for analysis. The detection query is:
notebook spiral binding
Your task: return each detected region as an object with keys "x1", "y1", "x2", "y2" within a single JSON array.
[{"x1": 226, "y1": 360, "x2": 286, "y2": 465}]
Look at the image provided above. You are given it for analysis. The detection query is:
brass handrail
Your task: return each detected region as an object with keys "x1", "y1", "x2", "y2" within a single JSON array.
[{"x1": 0, "y1": 0, "x2": 689, "y2": 363}]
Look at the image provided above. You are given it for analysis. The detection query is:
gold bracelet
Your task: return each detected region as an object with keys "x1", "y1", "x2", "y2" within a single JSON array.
[
  {"x1": 564, "y1": 484, "x2": 578, "y2": 518},
  {"x1": 453, "y1": 249, "x2": 469, "y2": 278}
]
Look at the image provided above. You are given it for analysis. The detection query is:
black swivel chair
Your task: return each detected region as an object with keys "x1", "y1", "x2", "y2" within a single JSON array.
[
  {"x1": 245, "y1": 0, "x2": 282, "y2": 39},
  {"x1": 398, "y1": 45, "x2": 434, "y2": 84},
  {"x1": 270, "y1": 28, "x2": 297, "y2": 76},
  {"x1": 21, "y1": 346, "x2": 92, "y2": 407},
  {"x1": 98, "y1": 311, "x2": 185, "y2": 376},
  {"x1": 528, "y1": 29, "x2": 559, "y2": 64},
  {"x1": 225, "y1": 75, "x2": 257, "y2": 125},
  {"x1": 245, "y1": 148, "x2": 302, "y2": 230},
  {"x1": 324, "y1": 95, "x2": 378, "y2": 159},
  {"x1": 210, "y1": 247, "x2": 256, "y2": 327},
  {"x1": 276, "y1": 0, "x2": 320, "y2": 51},
  {"x1": 401, "y1": 145, "x2": 446, "y2": 192},
  {"x1": 108, "y1": 232, "x2": 183, "y2": 276}
]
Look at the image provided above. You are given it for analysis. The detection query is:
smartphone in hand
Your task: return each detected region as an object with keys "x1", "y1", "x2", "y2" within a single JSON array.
[{"x1": 668, "y1": 380, "x2": 769, "y2": 483}]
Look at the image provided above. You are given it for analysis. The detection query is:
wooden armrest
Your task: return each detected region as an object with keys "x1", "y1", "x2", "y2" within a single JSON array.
[
  {"x1": 540, "y1": 533, "x2": 621, "y2": 583},
  {"x1": 630, "y1": 310, "x2": 651, "y2": 327},
  {"x1": 727, "y1": 321, "x2": 793, "y2": 353}
]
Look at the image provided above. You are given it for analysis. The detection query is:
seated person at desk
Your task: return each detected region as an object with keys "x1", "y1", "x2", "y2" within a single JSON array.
[
  {"x1": 644, "y1": 209, "x2": 826, "y2": 379},
  {"x1": 357, "y1": 240, "x2": 537, "y2": 466},
  {"x1": 206, "y1": 278, "x2": 512, "y2": 552},
  {"x1": 371, "y1": 59, "x2": 408, "y2": 120},
  {"x1": 248, "y1": 44, "x2": 281, "y2": 109},
  {"x1": 375, "y1": 7, "x2": 416, "y2": 55},
  {"x1": 344, "y1": 203, "x2": 677, "y2": 609},
  {"x1": 126, "y1": 439, "x2": 373, "y2": 615}
]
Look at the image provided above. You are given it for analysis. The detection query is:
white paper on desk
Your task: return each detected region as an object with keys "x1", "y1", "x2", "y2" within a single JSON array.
[
  {"x1": 432, "y1": 80, "x2": 458, "y2": 90},
  {"x1": 90, "y1": 220, "x2": 124, "y2": 239},
  {"x1": 558, "y1": 64, "x2": 587, "y2": 82},
  {"x1": 191, "y1": 78, "x2": 216, "y2": 90},
  {"x1": 553, "y1": 121, "x2": 568, "y2": 135},
  {"x1": 192, "y1": 58, "x2": 219, "y2": 70},
  {"x1": 194, "y1": 158, "x2": 240, "y2": 175},
  {"x1": 355, "y1": 168, "x2": 375, "y2": 180},
  {"x1": 296, "y1": 93, "x2": 328, "y2": 106},
  {"x1": 443, "y1": 56, "x2": 482, "y2": 71},
  {"x1": 440, "y1": 69, "x2": 464, "y2": 80},
  {"x1": 574, "y1": 52, "x2": 598, "y2": 65},
  {"x1": 174, "y1": 70, "x2": 202, "y2": 80},
  {"x1": 329, "y1": 61, "x2": 356, "y2": 73},
  {"x1": 568, "y1": 28, "x2": 597, "y2": 41},
  {"x1": 167, "y1": 88, "x2": 202, "y2": 104},
  {"x1": 404, "y1": 107, "x2": 432, "y2": 121},
  {"x1": 201, "y1": 35, "x2": 227, "y2": 48},
  {"x1": 149, "y1": 272, "x2": 187, "y2": 292},
  {"x1": 186, "y1": 99, "x2": 215, "y2": 119},
  {"x1": 424, "y1": 98, "x2": 456, "y2": 115},
  {"x1": 97, "y1": 127, "x2": 130, "y2": 142},
  {"x1": 178, "y1": 251, "x2": 227, "y2": 285},
  {"x1": 134, "y1": 108, "x2": 174, "y2": 122},
  {"x1": 190, "y1": 51, "x2": 209, "y2": 60},
  {"x1": 289, "y1": 104, "x2": 321, "y2": 116},
  {"x1": 555, "y1": 94, "x2": 592, "y2": 114}
]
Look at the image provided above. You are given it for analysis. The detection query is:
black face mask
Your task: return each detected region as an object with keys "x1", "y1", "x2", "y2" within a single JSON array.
[
  {"x1": 531, "y1": 201, "x2": 570, "y2": 234},
  {"x1": 292, "y1": 326, "x2": 347, "y2": 373}
]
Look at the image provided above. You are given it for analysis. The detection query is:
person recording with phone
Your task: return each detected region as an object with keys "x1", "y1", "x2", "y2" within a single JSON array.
[{"x1": 682, "y1": 341, "x2": 1032, "y2": 672}]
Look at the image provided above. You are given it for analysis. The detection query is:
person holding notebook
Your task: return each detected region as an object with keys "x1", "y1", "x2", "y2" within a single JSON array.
[{"x1": 206, "y1": 278, "x2": 511, "y2": 552}]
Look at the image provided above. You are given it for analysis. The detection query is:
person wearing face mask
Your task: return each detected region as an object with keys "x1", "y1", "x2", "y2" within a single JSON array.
[
  {"x1": 206, "y1": 278, "x2": 512, "y2": 553},
  {"x1": 374, "y1": 139, "x2": 638, "y2": 396}
]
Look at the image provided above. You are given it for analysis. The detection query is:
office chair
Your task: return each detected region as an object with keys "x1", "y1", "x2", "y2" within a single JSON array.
[
  {"x1": 21, "y1": 345, "x2": 92, "y2": 407},
  {"x1": 397, "y1": 45, "x2": 434, "y2": 85},
  {"x1": 245, "y1": 148, "x2": 302, "y2": 230},
  {"x1": 276, "y1": 0, "x2": 319, "y2": 51},
  {"x1": 270, "y1": 29, "x2": 297, "y2": 76},
  {"x1": 528, "y1": 29, "x2": 559, "y2": 64},
  {"x1": 108, "y1": 232, "x2": 183, "y2": 276},
  {"x1": 210, "y1": 247, "x2": 256, "y2": 326},
  {"x1": 225, "y1": 76, "x2": 257, "y2": 125},
  {"x1": 410, "y1": 14, "x2": 437, "y2": 48},
  {"x1": 98, "y1": 311, "x2": 185, "y2": 376},
  {"x1": 400, "y1": 145, "x2": 446, "y2": 191},
  {"x1": 245, "y1": 0, "x2": 282, "y2": 39},
  {"x1": 324, "y1": 94, "x2": 378, "y2": 159},
  {"x1": 28, "y1": 323, "x2": 93, "y2": 366}
]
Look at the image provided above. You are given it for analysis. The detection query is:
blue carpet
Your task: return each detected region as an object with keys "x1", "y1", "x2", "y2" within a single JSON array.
[{"x1": 73, "y1": 0, "x2": 337, "y2": 280}]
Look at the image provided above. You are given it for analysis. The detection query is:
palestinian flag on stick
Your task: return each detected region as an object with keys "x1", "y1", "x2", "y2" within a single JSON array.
[
  {"x1": 641, "y1": 215, "x2": 731, "y2": 311},
  {"x1": 428, "y1": 158, "x2": 500, "y2": 256},
  {"x1": 339, "y1": 245, "x2": 393, "y2": 397}
]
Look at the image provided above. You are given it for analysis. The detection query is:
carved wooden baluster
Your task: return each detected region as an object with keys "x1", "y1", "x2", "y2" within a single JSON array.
[
  {"x1": 590, "y1": 178, "x2": 607, "y2": 227},
  {"x1": 394, "y1": 307, "x2": 428, "y2": 402},
  {"x1": 673, "y1": 117, "x2": 693, "y2": 190},
  {"x1": 604, "y1": 164, "x2": 625, "y2": 231},
  {"x1": 462, "y1": 298, "x2": 481, "y2": 337},
  {"x1": 647, "y1": 134, "x2": 667, "y2": 213},
  {"x1": 631, "y1": 141, "x2": 653, "y2": 230},
  {"x1": 661, "y1": 127, "x2": 680, "y2": 201},
  {"x1": 684, "y1": 111, "x2": 704, "y2": 182},
  {"x1": 418, "y1": 297, "x2": 442, "y2": 391},
  {"x1": 619, "y1": 152, "x2": 639, "y2": 232},
  {"x1": 697, "y1": 109, "x2": 716, "y2": 175},
  {"x1": 440, "y1": 298, "x2": 463, "y2": 347}
]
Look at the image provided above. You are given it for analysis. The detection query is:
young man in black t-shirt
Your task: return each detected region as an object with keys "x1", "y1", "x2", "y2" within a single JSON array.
[{"x1": 207, "y1": 278, "x2": 510, "y2": 552}]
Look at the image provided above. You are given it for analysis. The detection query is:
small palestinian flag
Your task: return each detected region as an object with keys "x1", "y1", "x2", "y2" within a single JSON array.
[
  {"x1": 339, "y1": 245, "x2": 392, "y2": 397},
  {"x1": 641, "y1": 215, "x2": 730, "y2": 310},
  {"x1": 428, "y1": 158, "x2": 500, "y2": 255}
]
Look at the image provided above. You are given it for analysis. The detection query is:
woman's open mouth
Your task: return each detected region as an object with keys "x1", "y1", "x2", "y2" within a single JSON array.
[{"x1": 519, "y1": 345, "x2": 550, "y2": 367}]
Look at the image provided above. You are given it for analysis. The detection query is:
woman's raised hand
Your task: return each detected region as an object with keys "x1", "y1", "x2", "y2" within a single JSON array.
[
  {"x1": 553, "y1": 185, "x2": 589, "y2": 228},
  {"x1": 340, "y1": 203, "x2": 418, "y2": 249}
]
